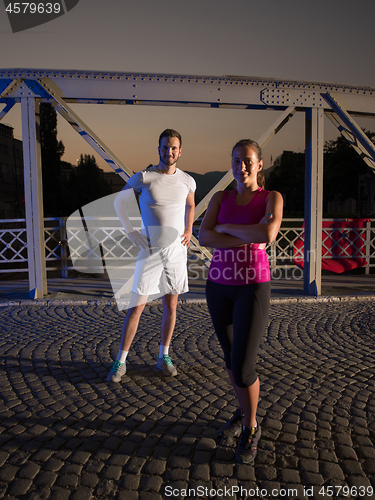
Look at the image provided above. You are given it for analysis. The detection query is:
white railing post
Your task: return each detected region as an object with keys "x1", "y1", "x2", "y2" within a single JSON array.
[
  {"x1": 59, "y1": 217, "x2": 68, "y2": 278},
  {"x1": 365, "y1": 220, "x2": 371, "y2": 275}
]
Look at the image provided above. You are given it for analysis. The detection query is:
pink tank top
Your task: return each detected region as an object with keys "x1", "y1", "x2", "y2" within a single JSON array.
[{"x1": 207, "y1": 187, "x2": 270, "y2": 285}]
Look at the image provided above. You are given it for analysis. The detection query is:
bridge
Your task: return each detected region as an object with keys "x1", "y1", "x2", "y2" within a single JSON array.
[{"x1": 1, "y1": 69, "x2": 375, "y2": 298}]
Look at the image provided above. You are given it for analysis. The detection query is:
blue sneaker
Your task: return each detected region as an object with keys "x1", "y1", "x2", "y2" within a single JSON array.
[
  {"x1": 106, "y1": 360, "x2": 126, "y2": 383},
  {"x1": 156, "y1": 355, "x2": 177, "y2": 376}
]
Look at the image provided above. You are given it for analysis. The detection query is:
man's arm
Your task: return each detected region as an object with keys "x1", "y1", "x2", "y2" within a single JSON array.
[
  {"x1": 114, "y1": 185, "x2": 149, "y2": 250},
  {"x1": 181, "y1": 192, "x2": 195, "y2": 247}
]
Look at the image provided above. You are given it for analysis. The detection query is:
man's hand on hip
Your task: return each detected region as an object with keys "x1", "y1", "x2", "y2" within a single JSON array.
[{"x1": 181, "y1": 229, "x2": 192, "y2": 248}]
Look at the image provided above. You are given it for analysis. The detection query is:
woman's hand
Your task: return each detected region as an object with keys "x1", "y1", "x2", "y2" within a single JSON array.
[{"x1": 259, "y1": 213, "x2": 273, "y2": 224}]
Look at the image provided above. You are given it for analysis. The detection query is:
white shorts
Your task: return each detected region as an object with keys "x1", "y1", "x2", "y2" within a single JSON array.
[{"x1": 132, "y1": 242, "x2": 188, "y2": 296}]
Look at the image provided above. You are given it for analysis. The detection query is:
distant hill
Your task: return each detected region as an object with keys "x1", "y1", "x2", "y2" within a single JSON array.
[{"x1": 185, "y1": 171, "x2": 235, "y2": 204}]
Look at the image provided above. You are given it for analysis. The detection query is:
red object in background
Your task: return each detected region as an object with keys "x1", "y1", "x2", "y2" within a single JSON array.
[{"x1": 293, "y1": 219, "x2": 370, "y2": 273}]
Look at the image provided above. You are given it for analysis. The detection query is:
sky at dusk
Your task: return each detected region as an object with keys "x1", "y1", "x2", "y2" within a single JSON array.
[{"x1": 1, "y1": 0, "x2": 375, "y2": 174}]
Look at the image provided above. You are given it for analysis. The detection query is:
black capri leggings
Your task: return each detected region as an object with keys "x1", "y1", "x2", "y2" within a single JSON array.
[{"x1": 205, "y1": 279, "x2": 270, "y2": 388}]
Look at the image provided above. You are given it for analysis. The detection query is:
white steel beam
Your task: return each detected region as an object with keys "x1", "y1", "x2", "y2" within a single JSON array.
[
  {"x1": 36, "y1": 78, "x2": 133, "y2": 180},
  {"x1": 1, "y1": 69, "x2": 375, "y2": 116},
  {"x1": 323, "y1": 93, "x2": 375, "y2": 173},
  {"x1": 0, "y1": 78, "x2": 24, "y2": 98},
  {"x1": 304, "y1": 108, "x2": 324, "y2": 296},
  {"x1": 21, "y1": 97, "x2": 47, "y2": 299}
]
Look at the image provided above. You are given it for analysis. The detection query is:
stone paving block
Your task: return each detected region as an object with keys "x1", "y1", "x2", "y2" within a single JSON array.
[
  {"x1": 211, "y1": 461, "x2": 234, "y2": 478},
  {"x1": 280, "y1": 468, "x2": 301, "y2": 483},
  {"x1": 347, "y1": 475, "x2": 373, "y2": 489},
  {"x1": 0, "y1": 451, "x2": 9, "y2": 467},
  {"x1": 8, "y1": 478, "x2": 33, "y2": 496},
  {"x1": 167, "y1": 468, "x2": 190, "y2": 481},
  {"x1": 170, "y1": 456, "x2": 191, "y2": 469},
  {"x1": 35, "y1": 471, "x2": 58, "y2": 487},
  {"x1": 144, "y1": 459, "x2": 166, "y2": 475},
  {"x1": 126, "y1": 457, "x2": 147, "y2": 475},
  {"x1": 18, "y1": 462, "x2": 41, "y2": 479},
  {"x1": 103, "y1": 465, "x2": 122, "y2": 480},
  {"x1": 69, "y1": 451, "x2": 91, "y2": 464},
  {"x1": 236, "y1": 464, "x2": 256, "y2": 481},
  {"x1": 119, "y1": 473, "x2": 141, "y2": 491},
  {"x1": 95, "y1": 479, "x2": 118, "y2": 497},
  {"x1": 56, "y1": 474, "x2": 79, "y2": 488},
  {"x1": 321, "y1": 462, "x2": 345, "y2": 481},
  {"x1": 80, "y1": 472, "x2": 99, "y2": 488},
  {"x1": 257, "y1": 466, "x2": 277, "y2": 481},
  {"x1": 118, "y1": 491, "x2": 139, "y2": 500},
  {"x1": 277, "y1": 455, "x2": 298, "y2": 469},
  {"x1": 139, "y1": 493, "x2": 163, "y2": 500},
  {"x1": 357, "y1": 447, "x2": 375, "y2": 460},
  {"x1": 27, "y1": 487, "x2": 51, "y2": 500},
  {"x1": 49, "y1": 488, "x2": 72, "y2": 500},
  {"x1": 70, "y1": 487, "x2": 93, "y2": 500},
  {"x1": 0, "y1": 465, "x2": 18, "y2": 482},
  {"x1": 319, "y1": 450, "x2": 338, "y2": 463},
  {"x1": 141, "y1": 475, "x2": 163, "y2": 492},
  {"x1": 192, "y1": 450, "x2": 213, "y2": 464},
  {"x1": 196, "y1": 437, "x2": 216, "y2": 451},
  {"x1": 61, "y1": 463, "x2": 83, "y2": 475},
  {"x1": 299, "y1": 458, "x2": 319, "y2": 473}
]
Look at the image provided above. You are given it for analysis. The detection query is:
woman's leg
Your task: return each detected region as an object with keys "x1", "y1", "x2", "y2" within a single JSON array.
[
  {"x1": 205, "y1": 280, "x2": 234, "y2": 371},
  {"x1": 231, "y1": 282, "x2": 271, "y2": 427}
]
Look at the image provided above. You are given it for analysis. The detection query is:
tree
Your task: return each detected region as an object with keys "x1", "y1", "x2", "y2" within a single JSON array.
[
  {"x1": 65, "y1": 154, "x2": 111, "y2": 216},
  {"x1": 265, "y1": 151, "x2": 305, "y2": 214},
  {"x1": 40, "y1": 103, "x2": 66, "y2": 216},
  {"x1": 323, "y1": 131, "x2": 375, "y2": 213},
  {"x1": 265, "y1": 131, "x2": 375, "y2": 216}
]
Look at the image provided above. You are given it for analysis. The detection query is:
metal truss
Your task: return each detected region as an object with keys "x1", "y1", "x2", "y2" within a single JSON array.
[
  {"x1": 323, "y1": 93, "x2": 375, "y2": 172},
  {"x1": 1, "y1": 69, "x2": 375, "y2": 297}
]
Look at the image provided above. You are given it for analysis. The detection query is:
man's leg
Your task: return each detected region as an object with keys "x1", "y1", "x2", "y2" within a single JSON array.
[
  {"x1": 107, "y1": 294, "x2": 147, "y2": 382},
  {"x1": 156, "y1": 293, "x2": 179, "y2": 376},
  {"x1": 160, "y1": 293, "x2": 179, "y2": 346}
]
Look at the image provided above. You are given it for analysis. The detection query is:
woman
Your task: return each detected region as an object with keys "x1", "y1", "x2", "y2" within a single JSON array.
[{"x1": 199, "y1": 139, "x2": 283, "y2": 464}]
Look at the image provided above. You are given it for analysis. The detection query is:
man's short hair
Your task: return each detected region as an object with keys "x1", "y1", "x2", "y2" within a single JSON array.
[{"x1": 158, "y1": 129, "x2": 182, "y2": 147}]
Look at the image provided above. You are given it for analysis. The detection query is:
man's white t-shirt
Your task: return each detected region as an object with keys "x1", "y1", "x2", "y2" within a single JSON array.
[
  {"x1": 123, "y1": 166, "x2": 196, "y2": 295},
  {"x1": 126, "y1": 166, "x2": 196, "y2": 247}
]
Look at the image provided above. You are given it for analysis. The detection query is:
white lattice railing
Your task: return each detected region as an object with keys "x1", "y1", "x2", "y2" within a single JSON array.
[{"x1": 0, "y1": 217, "x2": 374, "y2": 277}]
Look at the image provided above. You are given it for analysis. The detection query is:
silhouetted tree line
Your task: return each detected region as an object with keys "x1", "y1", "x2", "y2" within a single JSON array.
[
  {"x1": 265, "y1": 130, "x2": 375, "y2": 216},
  {"x1": 40, "y1": 104, "x2": 111, "y2": 217}
]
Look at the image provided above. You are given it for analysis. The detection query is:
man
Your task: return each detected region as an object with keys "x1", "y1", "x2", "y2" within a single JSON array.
[{"x1": 107, "y1": 129, "x2": 196, "y2": 382}]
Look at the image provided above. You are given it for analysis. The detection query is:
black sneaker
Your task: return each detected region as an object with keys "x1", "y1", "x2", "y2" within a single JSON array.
[
  {"x1": 217, "y1": 408, "x2": 243, "y2": 437},
  {"x1": 235, "y1": 420, "x2": 261, "y2": 464}
]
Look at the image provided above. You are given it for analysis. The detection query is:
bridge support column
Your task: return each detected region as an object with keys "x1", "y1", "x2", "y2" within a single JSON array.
[
  {"x1": 21, "y1": 97, "x2": 47, "y2": 299},
  {"x1": 304, "y1": 107, "x2": 324, "y2": 296}
]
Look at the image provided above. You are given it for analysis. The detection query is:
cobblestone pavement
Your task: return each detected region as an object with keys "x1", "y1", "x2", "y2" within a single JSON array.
[{"x1": 0, "y1": 300, "x2": 374, "y2": 500}]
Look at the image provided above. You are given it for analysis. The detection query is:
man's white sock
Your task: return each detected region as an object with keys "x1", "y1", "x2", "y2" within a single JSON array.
[
  {"x1": 159, "y1": 345, "x2": 169, "y2": 358},
  {"x1": 117, "y1": 350, "x2": 128, "y2": 363}
]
